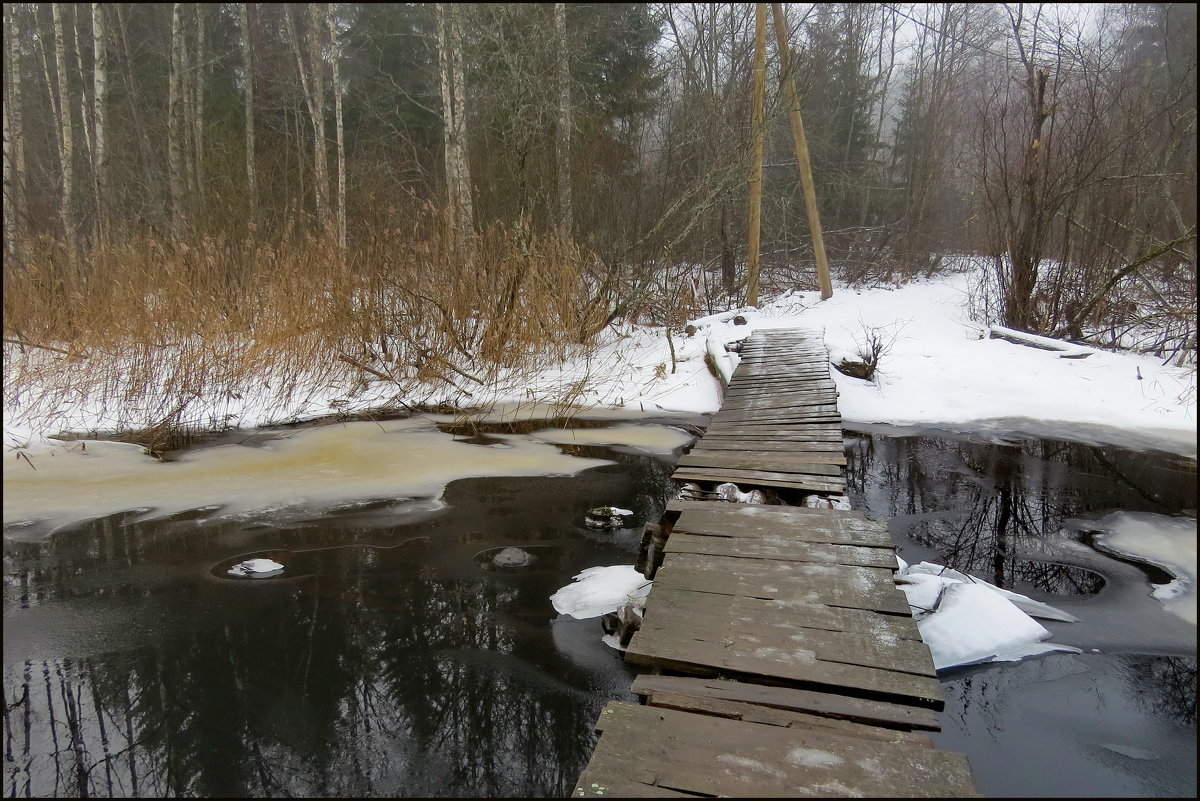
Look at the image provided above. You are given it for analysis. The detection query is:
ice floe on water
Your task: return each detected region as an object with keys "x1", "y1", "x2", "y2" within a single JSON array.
[
  {"x1": 1090, "y1": 511, "x2": 1197, "y2": 625},
  {"x1": 895, "y1": 557, "x2": 1080, "y2": 670},
  {"x1": 549, "y1": 565, "x2": 651, "y2": 620}
]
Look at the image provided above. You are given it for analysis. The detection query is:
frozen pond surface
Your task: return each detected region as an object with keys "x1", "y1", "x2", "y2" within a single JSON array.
[
  {"x1": 3, "y1": 417, "x2": 690, "y2": 797},
  {"x1": 3, "y1": 416, "x2": 1196, "y2": 797}
]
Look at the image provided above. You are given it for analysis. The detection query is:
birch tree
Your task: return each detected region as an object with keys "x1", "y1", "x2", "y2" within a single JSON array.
[
  {"x1": 284, "y1": 3, "x2": 331, "y2": 230},
  {"x1": 92, "y1": 2, "x2": 108, "y2": 240},
  {"x1": 3, "y1": 4, "x2": 27, "y2": 257},
  {"x1": 51, "y1": 3, "x2": 77, "y2": 260},
  {"x1": 328, "y1": 3, "x2": 346, "y2": 252},
  {"x1": 436, "y1": 2, "x2": 473, "y2": 255},
  {"x1": 240, "y1": 3, "x2": 257, "y2": 218}
]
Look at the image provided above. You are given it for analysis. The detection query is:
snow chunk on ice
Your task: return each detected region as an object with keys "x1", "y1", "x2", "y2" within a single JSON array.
[
  {"x1": 227, "y1": 558, "x2": 284, "y2": 577},
  {"x1": 550, "y1": 565, "x2": 651, "y2": 619}
]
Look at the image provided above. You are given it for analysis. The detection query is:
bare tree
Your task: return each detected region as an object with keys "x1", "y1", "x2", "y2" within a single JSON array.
[
  {"x1": 168, "y1": 3, "x2": 186, "y2": 236},
  {"x1": 555, "y1": 3, "x2": 571, "y2": 234}
]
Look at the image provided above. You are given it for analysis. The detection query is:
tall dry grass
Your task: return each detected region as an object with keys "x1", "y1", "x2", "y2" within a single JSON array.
[{"x1": 3, "y1": 205, "x2": 616, "y2": 451}]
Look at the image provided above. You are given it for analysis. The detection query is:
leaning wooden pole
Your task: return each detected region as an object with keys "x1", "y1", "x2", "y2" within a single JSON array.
[
  {"x1": 771, "y1": 2, "x2": 833, "y2": 300},
  {"x1": 745, "y1": 2, "x2": 767, "y2": 307}
]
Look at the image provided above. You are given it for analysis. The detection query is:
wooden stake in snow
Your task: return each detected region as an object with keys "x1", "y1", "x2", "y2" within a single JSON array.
[
  {"x1": 771, "y1": 2, "x2": 832, "y2": 300},
  {"x1": 745, "y1": 3, "x2": 766, "y2": 307}
]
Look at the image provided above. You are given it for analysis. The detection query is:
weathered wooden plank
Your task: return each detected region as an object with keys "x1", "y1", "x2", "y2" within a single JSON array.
[
  {"x1": 677, "y1": 451, "x2": 844, "y2": 475},
  {"x1": 667, "y1": 498, "x2": 871, "y2": 524},
  {"x1": 641, "y1": 691, "x2": 935, "y2": 747},
  {"x1": 584, "y1": 704, "x2": 977, "y2": 798},
  {"x1": 686, "y1": 440, "x2": 845, "y2": 454},
  {"x1": 669, "y1": 507, "x2": 891, "y2": 547},
  {"x1": 685, "y1": 450, "x2": 847, "y2": 467},
  {"x1": 664, "y1": 532, "x2": 896, "y2": 568},
  {"x1": 713, "y1": 405, "x2": 842, "y2": 420},
  {"x1": 722, "y1": 393, "x2": 841, "y2": 410},
  {"x1": 573, "y1": 755, "x2": 697, "y2": 798},
  {"x1": 710, "y1": 417, "x2": 844, "y2": 429},
  {"x1": 671, "y1": 466, "x2": 847, "y2": 492},
  {"x1": 636, "y1": 587, "x2": 919, "y2": 641},
  {"x1": 636, "y1": 601, "x2": 936, "y2": 677},
  {"x1": 652, "y1": 553, "x2": 910, "y2": 614},
  {"x1": 630, "y1": 675, "x2": 941, "y2": 731}
]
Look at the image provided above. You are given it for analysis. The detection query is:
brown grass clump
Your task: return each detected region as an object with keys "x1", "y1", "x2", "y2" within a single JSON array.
[{"x1": 3, "y1": 205, "x2": 615, "y2": 450}]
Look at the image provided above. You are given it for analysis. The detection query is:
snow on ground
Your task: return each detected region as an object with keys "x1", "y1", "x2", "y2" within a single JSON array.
[{"x1": 3, "y1": 259, "x2": 1195, "y2": 458}]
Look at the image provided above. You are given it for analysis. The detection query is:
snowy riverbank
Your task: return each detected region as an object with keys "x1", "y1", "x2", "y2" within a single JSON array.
[{"x1": 4, "y1": 262, "x2": 1195, "y2": 458}]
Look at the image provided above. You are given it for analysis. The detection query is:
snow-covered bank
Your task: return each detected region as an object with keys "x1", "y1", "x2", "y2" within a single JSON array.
[{"x1": 4, "y1": 261, "x2": 1195, "y2": 458}]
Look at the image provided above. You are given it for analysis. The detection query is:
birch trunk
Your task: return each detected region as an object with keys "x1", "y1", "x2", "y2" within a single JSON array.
[
  {"x1": 91, "y1": 3, "x2": 107, "y2": 240},
  {"x1": 327, "y1": 3, "x2": 346, "y2": 253},
  {"x1": 239, "y1": 3, "x2": 256, "y2": 218},
  {"x1": 51, "y1": 4, "x2": 77, "y2": 260},
  {"x1": 4, "y1": 4, "x2": 26, "y2": 256},
  {"x1": 168, "y1": 2, "x2": 185, "y2": 237},
  {"x1": 307, "y1": 3, "x2": 329, "y2": 231},
  {"x1": 555, "y1": 3, "x2": 571, "y2": 234},
  {"x1": 285, "y1": 4, "x2": 329, "y2": 229},
  {"x1": 448, "y1": 4, "x2": 473, "y2": 247}
]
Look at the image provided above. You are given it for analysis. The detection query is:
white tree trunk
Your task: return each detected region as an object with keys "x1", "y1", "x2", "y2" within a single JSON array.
[
  {"x1": 51, "y1": 4, "x2": 77, "y2": 258},
  {"x1": 91, "y1": 2, "x2": 107, "y2": 239},
  {"x1": 239, "y1": 3, "x2": 256, "y2": 218},
  {"x1": 448, "y1": 4, "x2": 473, "y2": 246},
  {"x1": 4, "y1": 5, "x2": 26, "y2": 257},
  {"x1": 327, "y1": 2, "x2": 346, "y2": 253}
]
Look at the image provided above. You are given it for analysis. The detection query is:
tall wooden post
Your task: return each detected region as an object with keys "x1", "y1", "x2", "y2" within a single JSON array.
[
  {"x1": 746, "y1": 2, "x2": 767, "y2": 307},
  {"x1": 771, "y1": 2, "x2": 833, "y2": 300}
]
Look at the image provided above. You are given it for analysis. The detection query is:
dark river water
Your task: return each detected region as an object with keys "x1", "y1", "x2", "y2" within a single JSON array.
[{"x1": 3, "y1": 420, "x2": 1196, "y2": 797}]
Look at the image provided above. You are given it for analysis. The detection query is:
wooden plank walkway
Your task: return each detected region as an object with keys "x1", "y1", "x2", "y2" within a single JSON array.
[{"x1": 572, "y1": 329, "x2": 978, "y2": 798}]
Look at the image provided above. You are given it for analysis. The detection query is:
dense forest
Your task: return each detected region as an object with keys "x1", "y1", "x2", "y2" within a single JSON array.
[{"x1": 3, "y1": 4, "x2": 1196, "y2": 438}]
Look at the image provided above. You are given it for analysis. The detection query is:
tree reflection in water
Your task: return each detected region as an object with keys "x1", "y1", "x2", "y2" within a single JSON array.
[
  {"x1": 4, "y1": 446, "x2": 678, "y2": 797},
  {"x1": 844, "y1": 426, "x2": 1196, "y2": 594}
]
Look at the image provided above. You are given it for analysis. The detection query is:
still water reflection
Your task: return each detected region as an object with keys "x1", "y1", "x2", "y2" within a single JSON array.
[
  {"x1": 3, "y1": 432, "x2": 679, "y2": 798},
  {"x1": 845, "y1": 423, "x2": 1197, "y2": 798}
]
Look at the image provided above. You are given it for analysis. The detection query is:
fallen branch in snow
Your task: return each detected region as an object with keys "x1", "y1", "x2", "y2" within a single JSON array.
[
  {"x1": 3, "y1": 337, "x2": 83, "y2": 358},
  {"x1": 987, "y1": 326, "x2": 1093, "y2": 359}
]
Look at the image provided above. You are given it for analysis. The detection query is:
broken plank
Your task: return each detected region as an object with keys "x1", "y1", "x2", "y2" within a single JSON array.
[
  {"x1": 664, "y1": 532, "x2": 896, "y2": 568},
  {"x1": 677, "y1": 452, "x2": 844, "y2": 475},
  {"x1": 671, "y1": 466, "x2": 847, "y2": 492},
  {"x1": 641, "y1": 692, "x2": 936, "y2": 747},
  {"x1": 630, "y1": 675, "x2": 942, "y2": 732}
]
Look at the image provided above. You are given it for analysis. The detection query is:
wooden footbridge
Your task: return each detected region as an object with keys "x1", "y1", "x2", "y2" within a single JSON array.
[{"x1": 572, "y1": 329, "x2": 979, "y2": 798}]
